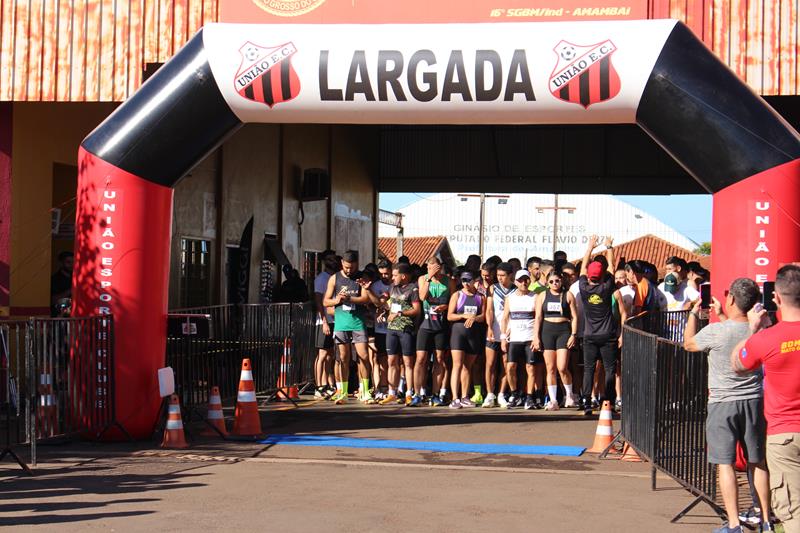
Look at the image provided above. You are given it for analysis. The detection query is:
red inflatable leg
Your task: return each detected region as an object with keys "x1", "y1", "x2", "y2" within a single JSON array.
[
  {"x1": 73, "y1": 147, "x2": 173, "y2": 439},
  {"x1": 712, "y1": 158, "x2": 800, "y2": 302}
]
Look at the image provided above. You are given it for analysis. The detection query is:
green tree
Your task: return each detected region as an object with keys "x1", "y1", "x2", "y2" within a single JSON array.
[{"x1": 694, "y1": 242, "x2": 711, "y2": 255}]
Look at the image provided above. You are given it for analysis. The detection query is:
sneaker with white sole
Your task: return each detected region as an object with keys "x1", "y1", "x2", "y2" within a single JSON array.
[
  {"x1": 544, "y1": 400, "x2": 560, "y2": 411},
  {"x1": 482, "y1": 393, "x2": 497, "y2": 408},
  {"x1": 460, "y1": 397, "x2": 475, "y2": 408},
  {"x1": 449, "y1": 399, "x2": 462, "y2": 409},
  {"x1": 498, "y1": 393, "x2": 509, "y2": 408},
  {"x1": 564, "y1": 396, "x2": 577, "y2": 408}
]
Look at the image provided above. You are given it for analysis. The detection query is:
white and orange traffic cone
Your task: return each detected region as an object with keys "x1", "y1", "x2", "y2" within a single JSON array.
[
  {"x1": 276, "y1": 339, "x2": 299, "y2": 401},
  {"x1": 201, "y1": 386, "x2": 228, "y2": 437},
  {"x1": 620, "y1": 442, "x2": 643, "y2": 462},
  {"x1": 587, "y1": 400, "x2": 615, "y2": 453},
  {"x1": 37, "y1": 363, "x2": 57, "y2": 438},
  {"x1": 161, "y1": 394, "x2": 189, "y2": 449},
  {"x1": 233, "y1": 359, "x2": 262, "y2": 436}
]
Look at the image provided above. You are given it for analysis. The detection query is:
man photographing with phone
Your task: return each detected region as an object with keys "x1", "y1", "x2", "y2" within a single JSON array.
[
  {"x1": 732, "y1": 265, "x2": 800, "y2": 533},
  {"x1": 684, "y1": 278, "x2": 771, "y2": 533}
]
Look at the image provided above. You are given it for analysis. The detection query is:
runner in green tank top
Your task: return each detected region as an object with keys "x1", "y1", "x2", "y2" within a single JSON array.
[
  {"x1": 323, "y1": 250, "x2": 374, "y2": 405},
  {"x1": 416, "y1": 257, "x2": 456, "y2": 406}
]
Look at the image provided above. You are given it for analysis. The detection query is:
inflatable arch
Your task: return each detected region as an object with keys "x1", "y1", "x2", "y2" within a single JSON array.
[{"x1": 75, "y1": 20, "x2": 800, "y2": 437}]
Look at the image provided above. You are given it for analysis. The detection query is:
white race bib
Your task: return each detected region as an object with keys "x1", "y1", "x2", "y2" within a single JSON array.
[
  {"x1": 464, "y1": 305, "x2": 478, "y2": 315},
  {"x1": 390, "y1": 303, "x2": 402, "y2": 313},
  {"x1": 342, "y1": 304, "x2": 354, "y2": 312},
  {"x1": 546, "y1": 301, "x2": 562, "y2": 314}
]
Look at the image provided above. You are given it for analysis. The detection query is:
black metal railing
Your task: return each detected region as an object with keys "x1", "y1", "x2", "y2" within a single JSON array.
[
  {"x1": 621, "y1": 310, "x2": 721, "y2": 523},
  {"x1": 165, "y1": 302, "x2": 316, "y2": 417},
  {"x1": 1, "y1": 316, "x2": 118, "y2": 472}
]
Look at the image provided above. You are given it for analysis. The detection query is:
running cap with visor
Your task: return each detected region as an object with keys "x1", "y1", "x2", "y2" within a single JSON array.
[
  {"x1": 515, "y1": 270, "x2": 531, "y2": 281},
  {"x1": 664, "y1": 273, "x2": 679, "y2": 294}
]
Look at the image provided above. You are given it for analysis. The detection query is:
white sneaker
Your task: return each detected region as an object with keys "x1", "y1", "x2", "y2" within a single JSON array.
[
  {"x1": 544, "y1": 400, "x2": 560, "y2": 411},
  {"x1": 314, "y1": 390, "x2": 323, "y2": 399},
  {"x1": 498, "y1": 393, "x2": 509, "y2": 408},
  {"x1": 564, "y1": 395, "x2": 577, "y2": 408},
  {"x1": 482, "y1": 393, "x2": 497, "y2": 408}
]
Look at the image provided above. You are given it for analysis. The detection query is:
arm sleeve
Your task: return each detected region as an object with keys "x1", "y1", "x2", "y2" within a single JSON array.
[
  {"x1": 692, "y1": 323, "x2": 716, "y2": 352},
  {"x1": 739, "y1": 333, "x2": 766, "y2": 370}
]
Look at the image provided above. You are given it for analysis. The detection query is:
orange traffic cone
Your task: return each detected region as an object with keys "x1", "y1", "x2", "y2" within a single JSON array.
[
  {"x1": 587, "y1": 400, "x2": 615, "y2": 453},
  {"x1": 233, "y1": 359, "x2": 262, "y2": 436},
  {"x1": 620, "y1": 442, "x2": 643, "y2": 462},
  {"x1": 201, "y1": 386, "x2": 228, "y2": 437},
  {"x1": 276, "y1": 339, "x2": 299, "y2": 401},
  {"x1": 161, "y1": 394, "x2": 189, "y2": 449},
  {"x1": 37, "y1": 363, "x2": 57, "y2": 438}
]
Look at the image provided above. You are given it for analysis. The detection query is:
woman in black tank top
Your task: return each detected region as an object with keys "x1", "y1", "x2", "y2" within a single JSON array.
[{"x1": 533, "y1": 271, "x2": 579, "y2": 410}]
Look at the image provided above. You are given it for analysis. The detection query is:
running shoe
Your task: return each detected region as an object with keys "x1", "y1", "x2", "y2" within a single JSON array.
[
  {"x1": 564, "y1": 396, "x2": 577, "y2": 408},
  {"x1": 362, "y1": 393, "x2": 376, "y2": 405},
  {"x1": 544, "y1": 400, "x2": 560, "y2": 411},
  {"x1": 615, "y1": 399, "x2": 623, "y2": 413},
  {"x1": 506, "y1": 394, "x2": 520, "y2": 408},
  {"x1": 430, "y1": 395, "x2": 445, "y2": 407},
  {"x1": 460, "y1": 397, "x2": 475, "y2": 408},
  {"x1": 524, "y1": 396, "x2": 535, "y2": 410},
  {"x1": 470, "y1": 390, "x2": 484, "y2": 406},
  {"x1": 739, "y1": 507, "x2": 762, "y2": 526},
  {"x1": 534, "y1": 396, "x2": 545, "y2": 410},
  {"x1": 379, "y1": 394, "x2": 398, "y2": 405},
  {"x1": 591, "y1": 398, "x2": 600, "y2": 409},
  {"x1": 334, "y1": 393, "x2": 347, "y2": 405},
  {"x1": 760, "y1": 521, "x2": 775, "y2": 532},
  {"x1": 482, "y1": 393, "x2": 497, "y2": 408},
  {"x1": 405, "y1": 395, "x2": 413, "y2": 406},
  {"x1": 449, "y1": 399, "x2": 462, "y2": 409},
  {"x1": 409, "y1": 395, "x2": 424, "y2": 407},
  {"x1": 314, "y1": 390, "x2": 323, "y2": 399},
  {"x1": 498, "y1": 393, "x2": 509, "y2": 408}
]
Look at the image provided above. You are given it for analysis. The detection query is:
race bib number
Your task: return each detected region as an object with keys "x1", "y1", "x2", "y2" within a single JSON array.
[
  {"x1": 390, "y1": 303, "x2": 402, "y2": 313},
  {"x1": 547, "y1": 301, "x2": 562, "y2": 314},
  {"x1": 342, "y1": 304, "x2": 354, "y2": 312},
  {"x1": 464, "y1": 305, "x2": 478, "y2": 315}
]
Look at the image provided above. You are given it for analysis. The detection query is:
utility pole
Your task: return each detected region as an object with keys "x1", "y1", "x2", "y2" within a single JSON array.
[
  {"x1": 458, "y1": 193, "x2": 510, "y2": 258},
  {"x1": 378, "y1": 209, "x2": 404, "y2": 258},
  {"x1": 536, "y1": 194, "x2": 576, "y2": 255}
]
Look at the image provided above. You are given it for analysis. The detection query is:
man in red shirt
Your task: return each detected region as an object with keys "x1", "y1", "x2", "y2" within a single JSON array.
[{"x1": 733, "y1": 264, "x2": 800, "y2": 533}]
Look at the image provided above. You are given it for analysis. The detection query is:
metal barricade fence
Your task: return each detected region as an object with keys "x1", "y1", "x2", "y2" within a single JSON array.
[
  {"x1": 621, "y1": 311, "x2": 722, "y2": 522},
  {"x1": 166, "y1": 302, "x2": 316, "y2": 418},
  {"x1": 1, "y1": 316, "x2": 118, "y2": 472}
]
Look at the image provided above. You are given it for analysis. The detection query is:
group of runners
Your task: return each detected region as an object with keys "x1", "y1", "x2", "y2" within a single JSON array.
[{"x1": 313, "y1": 236, "x2": 708, "y2": 414}]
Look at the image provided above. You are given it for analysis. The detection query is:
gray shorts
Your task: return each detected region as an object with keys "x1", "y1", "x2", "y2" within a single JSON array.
[
  {"x1": 706, "y1": 397, "x2": 766, "y2": 465},
  {"x1": 333, "y1": 330, "x2": 368, "y2": 346}
]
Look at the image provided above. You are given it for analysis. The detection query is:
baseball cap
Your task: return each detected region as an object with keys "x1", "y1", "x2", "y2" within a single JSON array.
[
  {"x1": 460, "y1": 272, "x2": 474, "y2": 282},
  {"x1": 587, "y1": 261, "x2": 604, "y2": 281},
  {"x1": 515, "y1": 270, "x2": 531, "y2": 281},
  {"x1": 664, "y1": 273, "x2": 679, "y2": 294}
]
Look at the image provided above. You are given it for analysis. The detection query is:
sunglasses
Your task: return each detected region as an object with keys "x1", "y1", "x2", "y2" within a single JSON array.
[
  {"x1": 548, "y1": 279, "x2": 562, "y2": 284},
  {"x1": 460, "y1": 278, "x2": 473, "y2": 283}
]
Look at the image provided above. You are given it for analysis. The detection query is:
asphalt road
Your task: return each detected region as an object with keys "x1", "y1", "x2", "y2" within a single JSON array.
[{"x1": 1, "y1": 400, "x2": 723, "y2": 532}]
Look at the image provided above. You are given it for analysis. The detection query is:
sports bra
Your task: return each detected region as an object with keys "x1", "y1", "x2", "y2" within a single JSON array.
[{"x1": 543, "y1": 290, "x2": 571, "y2": 319}]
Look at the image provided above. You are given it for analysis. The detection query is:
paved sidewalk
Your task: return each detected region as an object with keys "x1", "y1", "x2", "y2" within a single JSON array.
[{"x1": 1, "y1": 401, "x2": 723, "y2": 532}]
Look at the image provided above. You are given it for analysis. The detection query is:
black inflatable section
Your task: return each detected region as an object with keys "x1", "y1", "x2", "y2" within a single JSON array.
[
  {"x1": 636, "y1": 23, "x2": 800, "y2": 193},
  {"x1": 82, "y1": 30, "x2": 242, "y2": 188}
]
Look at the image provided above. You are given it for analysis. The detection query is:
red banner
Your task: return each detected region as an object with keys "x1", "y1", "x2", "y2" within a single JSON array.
[{"x1": 220, "y1": 0, "x2": 648, "y2": 24}]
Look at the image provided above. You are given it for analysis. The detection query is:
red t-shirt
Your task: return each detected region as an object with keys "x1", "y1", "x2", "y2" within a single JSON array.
[{"x1": 739, "y1": 321, "x2": 800, "y2": 435}]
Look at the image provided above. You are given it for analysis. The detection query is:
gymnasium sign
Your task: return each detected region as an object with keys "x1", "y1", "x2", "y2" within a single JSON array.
[{"x1": 203, "y1": 20, "x2": 677, "y2": 124}]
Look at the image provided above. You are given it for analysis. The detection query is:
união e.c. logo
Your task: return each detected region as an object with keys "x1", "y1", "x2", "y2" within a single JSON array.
[{"x1": 252, "y1": 0, "x2": 326, "y2": 17}]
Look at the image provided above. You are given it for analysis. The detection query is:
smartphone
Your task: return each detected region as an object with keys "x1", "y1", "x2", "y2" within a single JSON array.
[
  {"x1": 700, "y1": 283, "x2": 712, "y2": 309},
  {"x1": 763, "y1": 281, "x2": 777, "y2": 312}
]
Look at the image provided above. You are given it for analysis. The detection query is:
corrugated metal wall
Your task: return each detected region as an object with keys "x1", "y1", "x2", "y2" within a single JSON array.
[
  {"x1": 0, "y1": 1, "x2": 797, "y2": 101},
  {"x1": 0, "y1": 0, "x2": 218, "y2": 102},
  {"x1": 651, "y1": 0, "x2": 799, "y2": 95}
]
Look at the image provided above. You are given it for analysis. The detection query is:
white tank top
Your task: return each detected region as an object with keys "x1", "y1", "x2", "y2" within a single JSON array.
[
  {"x1": 507, "y1": 292, "x2": 536, "y2": 342},
  {"x1": 491, "y1": 283, "x2": 516, "y2": 340}
]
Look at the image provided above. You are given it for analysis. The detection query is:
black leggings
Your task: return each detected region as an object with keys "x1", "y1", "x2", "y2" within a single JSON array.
[{"x1": 581, "y1": 335, "x2": 618, "y2": 404}]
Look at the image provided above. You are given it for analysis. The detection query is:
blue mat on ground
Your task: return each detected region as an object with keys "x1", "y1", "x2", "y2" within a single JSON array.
[{"x1": 258, "y1": 434, "x2": 585, "y2": 457}]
